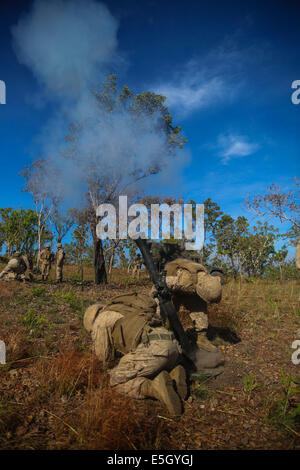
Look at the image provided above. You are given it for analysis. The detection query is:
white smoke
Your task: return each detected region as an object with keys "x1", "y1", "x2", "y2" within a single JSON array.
[
  {"x1": 12, "y1": 0, "x2": 188, "y2": 208},
  {"x1": 12, "y1": 0, "x2": 118, "y2": 98}
]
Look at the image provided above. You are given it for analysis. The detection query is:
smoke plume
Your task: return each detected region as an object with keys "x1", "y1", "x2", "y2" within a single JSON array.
[{"x1": 12, "y1": 0, "x2": 187, "y2": 208}]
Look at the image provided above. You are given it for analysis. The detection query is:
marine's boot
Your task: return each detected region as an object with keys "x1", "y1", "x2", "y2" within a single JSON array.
[
  {"x1": 196, "y1": 332, "x2": 224, "y2": 369},
  {"x1": 141, "y1": 371, "x2": 182, "y2": 415},
  {"x1": 169, "y1": 365, "x2": 187, "y2": 400}
]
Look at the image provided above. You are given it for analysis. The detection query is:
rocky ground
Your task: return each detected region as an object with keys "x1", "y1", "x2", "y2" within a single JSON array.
[{"x1": 0, "y1": 264, "x2": 299, "y2": 450}]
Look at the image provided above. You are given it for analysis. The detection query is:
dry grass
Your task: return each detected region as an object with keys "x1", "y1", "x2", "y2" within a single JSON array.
[{"x1": 0, "y1": 267, "x2": 299, "y2": 450}]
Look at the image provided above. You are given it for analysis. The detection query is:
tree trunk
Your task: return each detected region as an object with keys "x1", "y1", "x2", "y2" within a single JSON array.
[
  {"x1": 78, "y1": 256, "x2": 84, "y2": 282},
  {"x1": 94, "y1": 239, "x2": 107, "y2": 284},
  {"x1": 108, "y1": 245, "x2": 115, "y2": 275},
  {"x1": 230, "y1": 255, "x2": 237, "y2": 280}
]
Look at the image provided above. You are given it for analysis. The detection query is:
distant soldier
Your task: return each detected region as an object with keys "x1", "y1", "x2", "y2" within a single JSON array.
[
  {"x1": 56, "y1": 242, "x2": 65, "y2": 282},
  {"x1": 0, "y1": 251, "x2": 28, "y2": 282},
  {"x1": 132, "y1": 253, "x2": 143, "y2": 280},
  {"x1": 296, "y1": 237, "x2": 300, "y2": 270},
  {"x1": 84, "y1": 293, "x2": 187, "y2": 415},
  {"x1": 39, "y1": 245, "x2": 54, "y2": 281}
]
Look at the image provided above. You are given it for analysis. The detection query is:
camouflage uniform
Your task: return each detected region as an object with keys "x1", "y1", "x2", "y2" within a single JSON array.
[
  {"x1": 296, "y1": 237, "x2": 300, "y2": 270},
  {"x1": 84, "y1": 293, "x2": 184, "y2": 412},
  {"x1": 131, "y1": 254, "x2": 142, "y2": 280},
  {"x1": 22, "y1": 253, "x2": 34, "y2": 281},
  {"x1": 0, "y1": 252, "x2": 28, "y2": 281},
  {"x1": 56, "y1": 243, "x2": 65, "y2": 282},
  {"x1": 40, "y1": 245, "x2": 54, "y2": 281},
  {"x1": 164, "y1": 258, "x2": 222, "y2": 350}
]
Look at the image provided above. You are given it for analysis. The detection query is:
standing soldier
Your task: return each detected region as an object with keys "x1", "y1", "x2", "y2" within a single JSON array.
[
  {"x1": 39, "y1": 244, "x2": 54, "y2": 281},
  {"x1": 132, "y1": 253, "x2": 143, "y2": 280},
  {"x1": 56, "y1": 242, "x2": 65, "y2": 283}
]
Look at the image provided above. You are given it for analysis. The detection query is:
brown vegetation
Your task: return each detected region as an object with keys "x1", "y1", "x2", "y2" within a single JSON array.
[{"x1": 0, "y1": 265, "x2": 299, "y2": 450}]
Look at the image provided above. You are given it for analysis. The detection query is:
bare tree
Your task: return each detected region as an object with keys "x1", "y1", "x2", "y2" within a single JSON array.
[
  {"x1": 63, "y1": 76, "x2": 186, "y2": 284},
  {"x1": 246, "y1": 179, "x2": 300, "y2": 242},
  {"x1": 52, "y1": 209, "x2": 75, "y2": 243},
  {"x1": 20, "y1": 159, "x2": 58, "y2": 267}
]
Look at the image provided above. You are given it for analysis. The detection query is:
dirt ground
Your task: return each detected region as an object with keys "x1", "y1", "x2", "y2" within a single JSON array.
[{"x1": 0, "y1": 264, "x2": 299, "y2": 450}]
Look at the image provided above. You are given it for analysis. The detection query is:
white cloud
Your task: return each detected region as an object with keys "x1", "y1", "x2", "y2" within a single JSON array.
[
  {"x1": 151, "y1": 29, "x2": 270, "y2": 118},
  {"x1": 154, "y1": 74, "x2": 227, "y2": 115},
  {"x1": 217, "y1": 134, "x2": 259, "y2": 164},
  {"x1": 152, "y1": 44, "x2": 244, "y2": 116}
]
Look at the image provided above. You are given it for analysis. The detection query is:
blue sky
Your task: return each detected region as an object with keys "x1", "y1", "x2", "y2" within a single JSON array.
[{"x1": 0, "y1": 0, "x2": 299, "y2": 249}]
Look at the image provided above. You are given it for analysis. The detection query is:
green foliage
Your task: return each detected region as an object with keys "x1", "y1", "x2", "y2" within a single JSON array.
[
  {"x1": 63, "y1": 291, "x2": 86, "y2": 317},
  {"x1": 294, "y1": 308, "x2": 300, "y2": 318},
  {"x1": 0, "y1": 189, "x2": 296, "y2": 282},
  {"x1": 190, "y1": 382, "x2": 210, "y2": 400},
  {"x1": 243, "y1": 372, "x2": 259, "y2": 399},
  {"x1": 31, "y1": 287, "x2": 46, "y2": 297},
  {"x1": 94, "y1": 75, "x2": 186, "y2": 151},
  {"x1": 213, "y1": 217, "x2": 279, "y2": 278},
  {"x1": 264, "y1": 261, "x2": 300, "y2": 281},
  {"x1": 63, "y1": 291, "x2": 80, "y2": 309},
  {"x1": 268, "y1": 370, "x2": 300, "y2": 433},
  {"x1": 115, "y1": 238, "x2": 138, "y2": 267},
  {"x1": 0, "y1": 207, "x2": 39, "y2": 255},
  {"x1": 64, "y1": 240, "x2": 93, "y2": 266},
  {"x1": 64, "y1": 210, "x2": 93, "y2": 282},
  {"x1": 21, "y1": 309, "x2": 44, "y2": 329}
]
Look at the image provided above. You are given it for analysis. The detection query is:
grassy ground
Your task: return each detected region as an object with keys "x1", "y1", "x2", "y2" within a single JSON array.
[{"x1": 0, "y1": 264, "x2": 299, "y2": 450}]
